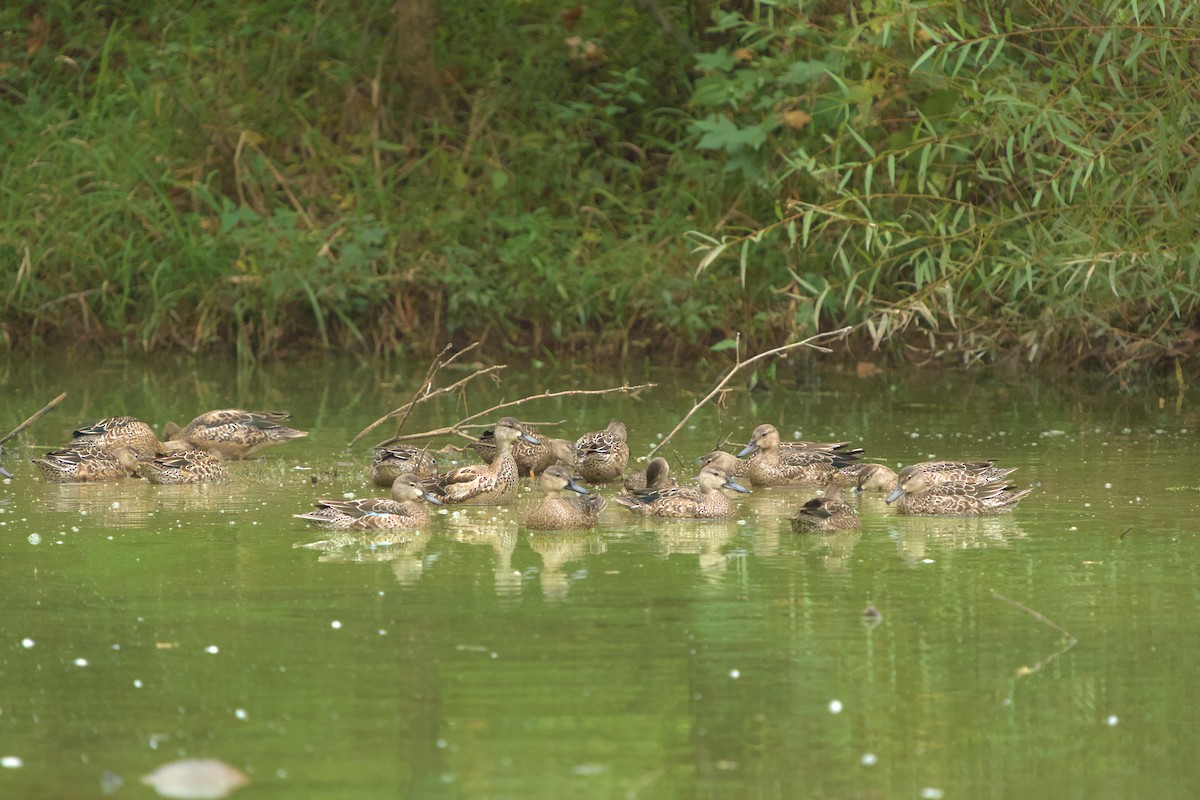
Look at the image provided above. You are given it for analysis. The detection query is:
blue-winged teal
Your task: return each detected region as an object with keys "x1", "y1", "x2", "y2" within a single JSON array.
[
  {"x1": 371, "y1": 444, "x2": 438, "y2": 487},
  {"x1": 32, "y1": 445, "x2": 133, "y2": 482},
  {"x1": 791, "y1": 483, "x2": 860, "y2": 533},
  {"x1": 737, "y1": 424, "x2": 862, "y2": 487},
  {"x1": 469, "y1": 422, "x2": 569, "y2": 476},
  {"x1": 117, "y1": 448, "x2": 227, "y2": 484},
  {"x1": 164, "y1": 409, "x2": 308, "y2": 459},
  {"x1": 886, "y1": 467, "x2": 1032, "y2": 515},
  {"x1": 615, "y1": 464, "x2": 749, "y2": 519},
  {"x1": 573, "y1": 420, "x2": 629, "y2": 483},
  {"x1": 621, "y1": 456, "x2": 676, "y2": 494},
  {"x1": 433, "y1": 417, "x2": 539, "y2": 504},
  {"x1": 295, "y1": 473, "x2": 443, "y2": 529},
  {"x1": 697, "y1": 450, "x2": 749, "y2": 479},
  {"x1": 71, "y1": 416, "x2": 162, "y2": 459},
  {"x1": 854, "y1": 461, "x2": 1016, "y2": 493},
  {"x1": 524, "y1": 465, "x2": 606, "y2": 530}
]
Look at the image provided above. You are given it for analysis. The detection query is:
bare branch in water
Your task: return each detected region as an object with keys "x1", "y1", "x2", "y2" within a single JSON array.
[
  {"x1": 648, "y1": 327, "x2": 850, "y2": 456},
  {"x1": 375, "y1": 384, "x2": 656, "y2": 447},
  {"x1": 350, "y1": 343, "x2": 504, "y2": 446},
  {"x1": 991, "y1": 590, "x2": 1078, "y2": 680},
  {"x1": 0, "y1": 392, "x2": 68, "y2": 447}
]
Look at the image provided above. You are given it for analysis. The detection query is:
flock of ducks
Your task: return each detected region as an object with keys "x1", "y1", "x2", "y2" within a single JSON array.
[{"x1": 20, "y1": 411, "x2": 1033, "y2": 534}]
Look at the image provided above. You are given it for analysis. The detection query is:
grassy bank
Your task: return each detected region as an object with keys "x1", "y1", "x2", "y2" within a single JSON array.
[{"x1": 1, "y1": 1, "x2": 1197, "y2": 373}]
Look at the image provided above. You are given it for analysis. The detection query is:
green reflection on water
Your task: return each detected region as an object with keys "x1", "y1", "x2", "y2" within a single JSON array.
[{"x1": 0, "y1": 355, "x2": 1198, "y2": 798}]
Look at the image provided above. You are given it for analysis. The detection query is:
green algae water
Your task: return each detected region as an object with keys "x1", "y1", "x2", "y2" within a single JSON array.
[{"x1": 1, "y1": 354, "x2": 1198, "y2": 799}]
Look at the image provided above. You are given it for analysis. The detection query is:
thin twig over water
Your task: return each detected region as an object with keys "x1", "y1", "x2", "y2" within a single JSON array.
[
  {"x1": 0, "y1": 392, "x2": 68, "y2": 447},
  {"x1": 648, "y1": 327, "x2": 850, "y2": 457}
]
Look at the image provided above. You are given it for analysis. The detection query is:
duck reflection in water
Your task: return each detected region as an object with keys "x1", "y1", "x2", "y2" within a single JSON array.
[{"x1": 528, "y1": 532, "x2": 605, "y2": 602}]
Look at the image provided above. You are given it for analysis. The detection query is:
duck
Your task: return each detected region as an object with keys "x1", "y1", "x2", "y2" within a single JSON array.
[
  {"x1": 469, "y1": 421, "x2": 564, "y2": 476},
  {"x1": 621, "y1": 456, "x2": 676, "y2": 494},
  {"x1": 885, "y1": 467, "x2": 1032, "y2": 515},
  {"x1": 614, "y1": 464, "x2": 748, "y2": 519},
  {"x1": 524, "y1": 465, "x2": 606, "y2": 530},
  {"x1": 295, "y1": 473, "x2": 443, "y2": 529},
  {"x1": 70, "y1": 416, "x2": 163, "y2": 459},
  {"x1": 573, "y1": 420, "x2": 629, "y2": 482},
  {"x1": 852, "y1": 460, "x2": 1017, "y2": 493},
  {"x1": 31, "y1": 445, "x2": 133, "y2": 482},
  {"x1": 737, "y1": 424, "x2": 862, "y2": 487},
  {"x1": 371, "y1": 444, "x2": 438, "y2": 487},
  {"x1": 432, "y1": 417, "x2": 539, "y2": 504},
  {"x1": 116, "y1": 448, "x2": 227, "y2": 484},
  {"x1": 163, "y1": 409, "x2": 308, "y2": 459},
  {"x1": 791, "y1": 483, "x2": 860, "y2": 532}
]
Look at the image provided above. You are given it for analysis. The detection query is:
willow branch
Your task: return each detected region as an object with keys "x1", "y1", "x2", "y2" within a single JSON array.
[
  {"x1": 375, "y1": 383, "x2": 656, "y2": 446},
  {"x1": 0, "y1": 392, "x2": 68, "y2": 447},
  {"x1": 647, "y1": 328, "x2": 850, "y2": 456}
]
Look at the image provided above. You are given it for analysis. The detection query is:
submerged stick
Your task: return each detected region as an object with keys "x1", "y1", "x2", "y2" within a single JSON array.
[
  {"x1": 647, "y1": 327, "x2": 851, "y2": 456},
  {"x1": 0, "y1": 392, "x2": 68, "y2": 447},
  {"x1": 374, "y1": 383, "x2": 656, "y2": 447},
  {"x1": 991, "y1": 590, "x2": 1078, "y2": 679}
]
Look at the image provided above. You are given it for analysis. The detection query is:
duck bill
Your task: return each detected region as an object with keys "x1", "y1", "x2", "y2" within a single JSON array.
[
  {"x1": 519, "y1": 433, "x2": 540, "y2": 444},
  {"x1": 885, "y1": 487, "x2": 904, "y2": 504},
  {"x1": 422, "y1": 492, "x2": 444, "y2": 506},
  {"x1": 566, "y1": 480, "x2": 589, "y2": 496},
  {"x1": 736, "y1": 443, "x2": 756, "y2": 458},
  {"x1": 724, "y1": 478, "x2": 750, "y2": 494},
  {"x1": 0, "y1": 465, "x2": 11, "y2": 479}
]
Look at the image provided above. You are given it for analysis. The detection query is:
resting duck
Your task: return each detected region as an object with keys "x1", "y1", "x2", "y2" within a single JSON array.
[
  {"x1": 573, "y1": 420, "x2": 629, "y2": 483},
  {"x1": 164, "y1": 409, "x2": 307, "y2": 459},
  {"x1": 524, "y1": 465, "x2": 606, "y2": 530},
  {"x1": 70, "y1": 416, "x2": 163, "y2": 459},
  {"x1": 295, "y1": 473, "x2": 443, "y2": 529},
  {"x1": 371, "y1": 444, "x2": 438, "y2": 487},
  {"x1": 737, "y1": 424, "x2": 862, "y2": 487},
  {"x1": 885, "y1": 467, "x2": 1032, "y2": 516},
  {"x1": 615, "y1": 464, "x2": 748, "y2": 519},
  {"x1": 432, "y1": 417, "x2": 538, "y2": 504},
  {"x1": 117, "y1": 448, "x2": 227, "y2": 484},
  {"x1": 791, "y1": 483, "x2": 860, "y2": 532},
  {"x1": 32, "y1": 445, "x2": 132, "y2": 482}
]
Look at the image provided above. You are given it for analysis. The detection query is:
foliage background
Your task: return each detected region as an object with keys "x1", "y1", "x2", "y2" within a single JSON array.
[{"x1": 1, "y1": 0, "x2": 1197, "y2": 372}]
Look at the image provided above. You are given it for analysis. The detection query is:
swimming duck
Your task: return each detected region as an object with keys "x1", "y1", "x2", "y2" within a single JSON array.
[
  {"x1": 469, "y1": 421, "x2": 562, "y2": 476},
  {"x1": 615, "y1": 464, "x2": 748, "y2": 519},
  {"x1": 853, "y1": 461, "x2": 1017, "y2": 493},
  {"x1": 737, "y1": 424, "x2": 862, "y2": 487},
  {"x1": 621, "y1": 456, "x2": 676, "y2": 494},
  {"x1": 117, "y1": 448, "x2": 227, "y2": 484},
  {"x1": 164, "y1": 409, "x2": 308, "y2": 459},
  {"x1": 433, "y1": 417, "x2": 539, "y2": 504},
  {"x1": 791, "y1": 483, "x2": 860, "y2": 533},
  {"x1": 573, "y1": 420, "x2": 629, "y2": 482},
  {"x1": 885, "y1": 467, "x2": 1032, "y2": 515},
  {"x1": 70, "y1": 416, "x2": 163, "y2": 459},
  {"x1": 524, "y1": 465, "x2": 606, "y2": 530},
  {"x1": 371, "y1": 444, "x2": 438, "y2": 487},
  {"x1": 32, "y1": 445, "x2": 133, "y2": 482},
  {"x1": 295, "y1": 473, "x2": 443, "y2": 529}
]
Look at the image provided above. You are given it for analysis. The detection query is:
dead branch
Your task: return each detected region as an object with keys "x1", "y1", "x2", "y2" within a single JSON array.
[
  {"x1": 992, "y1": 590, "x2": 1078, "y2": 680},
  {"x1": 350, "y1": 343, "x2": 504, "y2": 446},
  {"x1": 647, "y1": 327, "x2": 851, "y2": 456},
  {"x1": 374, "y1": 383, "x2": 656, "y2": 447},
  {"x1": 0, "y1": 392, "x2": 68, "y2": 447}
]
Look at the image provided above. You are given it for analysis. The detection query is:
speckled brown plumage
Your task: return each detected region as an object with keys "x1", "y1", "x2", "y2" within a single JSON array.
[
  {"x1": 296, "y1": 474, "x2": 442, "y2": 529},
  {"x1": 791, "y1": 484, "x2": 860, "y2": 533},
  {"x1": 433, "y1": 417, "x2": 538, "y2": 504},
  {"x1": 737, "y1": 424, "x2": 862, "y2": 487},
  {"x1": 121, "y1": 448, "x2": 227, "y2": 484},
  {"x1": 886, "y1": 469, "x2": 1032, "y2": 516},
  {"x1": 573, "y1": 420, "x2": 629, "y2": 483},
  {"x1": 32, "y1": 445, "x2": 132, "y2": 482},
  {"x1": 615, "y1": 465, "x2": 749, "y2": 519},
  {"x1": 524, "y1": 466, "x2": 606, "y2": 530},
  {"x1": 469, "y1": 421, "x2": 562, "y2": 476},
  {"x1": 371, "y1": 444, "x2": 438, "y2": 487},
  {"x1": 164, "y1": 409, "x2": 307, "y2": 459},
  {"x1": 70, "y1": 416, "x2": 162, "y2": 459}
]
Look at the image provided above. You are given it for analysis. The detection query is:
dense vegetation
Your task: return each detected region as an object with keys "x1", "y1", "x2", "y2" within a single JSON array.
[{"x1": 1, "y1": 1, "x2": 1197, "y2": 372}]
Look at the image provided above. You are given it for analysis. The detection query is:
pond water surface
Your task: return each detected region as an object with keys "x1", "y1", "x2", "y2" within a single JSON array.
[{"x1": 0, "y1": 352, "x2": 1197, "y2": 799}]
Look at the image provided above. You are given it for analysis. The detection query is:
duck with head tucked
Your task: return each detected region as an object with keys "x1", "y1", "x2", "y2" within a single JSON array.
[
  {"x1": 371, "y1": 444, "x2": 438, "y2": 487},
  {"x1": 524, "y1": 465, "x2": 606, "y2": 530},
  {"x1": 621, "y1": 456, "x2": 675, "y2": 495},
  {"x1": 849, "y1": 460, "x2": 1017, "y2": 493},
  {"x1": 433, "y1": 417, "x2": 539, "y2": 504},
  {"x1": 115, "y1": 447, "x2": 227, "y2": 484},
  {"x1": 791, "y1": 483, "x2": 860, "y2": 533},
  {"x1": 615, "y1": 464, "x2": 749, "y2": 519},
  {"x1": 164, "y1": 409, "x2": 308, "y2": 459},
  {"x1": 70, "y1": 416, "x2": 164, "y2": 459},
  {"x1": 885, "y1": 466, "x2": 1032, "y2": 515},
  {"x1": 296, "y1": 473, "x2": 443, "y2": 529},
  {"x1": 737, "y1": 424, "x2": 863, "y2": 487},
  {"x1": 32, "y1": 445, "x2": 134, "y2": 482},
  {"x1": 573, "y1": 420, "x2": 629, "y2": 483}
]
